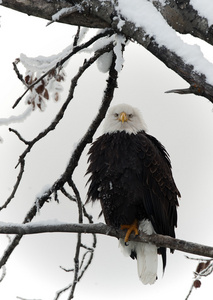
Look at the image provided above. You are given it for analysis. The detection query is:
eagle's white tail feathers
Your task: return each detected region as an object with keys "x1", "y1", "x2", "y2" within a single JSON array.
[
  {"x1": 119, "y1": 219, "x2": 158, "y2": 285},
  {"x1": 135, "y1": 241, "x2": 157, "y2": 284}
]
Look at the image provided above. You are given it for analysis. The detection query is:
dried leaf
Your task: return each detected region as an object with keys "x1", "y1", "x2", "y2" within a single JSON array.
[
  {"x1": 54, "y1": 92, "x2": 59, "y2": 102},
  {"x1": 193, "y1": 279, "x2": 201, "y2": 289},
  {"x1": 196, "y1": 261, "x2": 211, "y2": 274},
  {"x1": 35, "y1": 80, "x2": 45, "y2": 94},
  {"x1": 43, "y1": 89, "x2": 49, "y2": 100},
  {"x1": 25, "y1": 75, "x2": 32, "y2": 85},
  {"x1": 196, "y1": 262, "x2": 205, "y2": 273}
]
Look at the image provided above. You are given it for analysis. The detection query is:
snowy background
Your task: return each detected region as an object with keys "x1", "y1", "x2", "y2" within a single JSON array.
[{"x1": 1, "y1": 2, "x2": 213, "y2": 300}]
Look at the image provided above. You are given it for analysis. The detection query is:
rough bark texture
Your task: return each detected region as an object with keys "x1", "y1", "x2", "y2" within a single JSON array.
[{"x1": 153, "y1": 0, "x2": 213, "y2": 45}]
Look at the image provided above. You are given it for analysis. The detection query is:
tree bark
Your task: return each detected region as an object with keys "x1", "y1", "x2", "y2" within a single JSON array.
[
  {"x1": 152, "y1": 0, "x2": 213, "y2": 46},
  {"x1": 0, "y1": 221, "x2": 213, "y2": 259},
  {"x1": 2, "y1": 0, "x2": 212, "y2": 44}
]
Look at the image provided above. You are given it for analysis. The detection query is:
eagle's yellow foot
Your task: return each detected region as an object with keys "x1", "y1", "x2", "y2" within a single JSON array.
[{"x1": 120, "y1": 219, "x2": 139, "y2": 244}]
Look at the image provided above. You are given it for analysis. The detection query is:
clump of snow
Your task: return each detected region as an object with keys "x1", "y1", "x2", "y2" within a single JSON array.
[
  {"x1": 97, "y1": 51, "x2": 113, "y2": 73},
  {"x1": 51, "y1": 6, "x2": 80, "y2": 22},
  {"x1": 190, "y1": 0, "x2": 213, "y2": 26},
  {"x1": 20, "y1": 44, "x2": 72, "y2": 72},
  {"x1": 93, "y1": 32, "x2": 115, "y2": 73},
  {"x1": 117, "y1": 18, "x2": 125, "y2": 31},
  {"x1": 36, "y1": 184, "x2": 52, "y2": 199},
  {"x1": 94, "y1": 32, "x2": 126, "y2": 73},
  {"x1": 0, "y1": 106, "x2": 32, "y2": 126},
  {"x1": 35, "y1": 184, "x2": 52, "y2": 214},
  {"x1": 117, "y1": 0, "x2": 213, "y2": 84},
  {"x1": 114, "y1": 35, "x2": 126, "y2": 72},
  {"x1": 20, "y1": 27, "x2": 89, "y2": 72}
]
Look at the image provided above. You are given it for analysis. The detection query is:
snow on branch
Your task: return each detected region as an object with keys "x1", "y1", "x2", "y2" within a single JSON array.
[
  {"x1": 2, "y1": 0, "x2": 213, "y2": 102},
  {"x1": 109, "y1": 0, "x2": 213, "y2": 103},
  {"x1": 0, "y1": 221, "x2": 213, "y2": 259}
]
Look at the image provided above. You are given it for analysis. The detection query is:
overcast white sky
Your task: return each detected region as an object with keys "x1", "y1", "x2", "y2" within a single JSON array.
[{"x1": 1, "y1": 3, "x2": 213, "y2": 300}]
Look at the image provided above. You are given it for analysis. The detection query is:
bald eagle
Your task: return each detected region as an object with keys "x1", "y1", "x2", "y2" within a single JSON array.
[{"x1": 86, "y1": 103, "x2": 180, "y2": 284}]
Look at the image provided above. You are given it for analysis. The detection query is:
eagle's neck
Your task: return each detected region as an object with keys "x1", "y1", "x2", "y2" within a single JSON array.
[{"x1": 103, "y1": 121, "x2": 147, "y2": 135}]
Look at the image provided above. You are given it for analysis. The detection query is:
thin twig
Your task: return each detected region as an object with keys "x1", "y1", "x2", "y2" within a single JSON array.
[
  {"x1": 60, "y1": 187, "x2": 76, "y2": 202},
  {"x1": 185, "y1": 282, "x2": 194, "y2": 300},
  {"x1": 0, "y1": 160, "x2": 25, "y2": 211},
  {"x1": 78, "y1": 250, "x2": 94, "y2": 281},
  {"x1": 54, "y1": 283, "x2": 72, "y2": 300},
  {"x1": 165, "y1": 87, "x2": 193, "y2": 94},
  {"x1": 69, "y1": 179, "x2": 83, "y2": 224},
  {"x1": 12, "y1": 60, "x2": 28, "y2": 87},
  {"x1": 73, "y1": 26, "x2": 81, "y2": 47},
  {"x1": 0, "y1": 266, "x2": 6, "y2": 283},
  {"x1": 9, "y1": 128, "x2": 30, "y2": 145},
  {"x1": 67, "y1": 179, "x2": 83, "y2": 299}
]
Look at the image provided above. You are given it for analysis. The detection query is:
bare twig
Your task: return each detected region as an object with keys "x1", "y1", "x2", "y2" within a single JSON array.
[
  {"x1": 68, "y1": 231, "x2": 81, "y2": 300},
  {"x1": 78, "y1": 249, "x2": 94, "y2": 281},
  {"x1": 54, "y1": 283, "x2": 72, "y2": 300},
  {"x1": 185, "y1": 281, "x2": 195, "y2": 300},
  {"x1": 165, "y1": 87, "x2": 193, "y2": 95},
  {"x1": 8, "y1": 128, "x2": 30, "y2": 145},
  {"x1": 0, "y1": 160, "x2": 25, "y2": 211},
  {"x1": 12, "y1": 59, "x2": 28, "y2": 87},
  {"x1": 0, "y1": 266, "x2": 6, "y2": 283},
  {"x1": 60, "y1": 187, "x2": 76, "y2": 202},
  {"x1": 67, "y1": 179, "x2": 83, "y2": 299},
  {"x1": 73, "y1": 26, "x2": 81, "y2": 47}
]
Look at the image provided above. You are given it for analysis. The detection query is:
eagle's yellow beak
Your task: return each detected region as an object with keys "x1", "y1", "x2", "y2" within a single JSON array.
[{"x1": 119, "y1": 112, "x2": 128, "y2": 123}]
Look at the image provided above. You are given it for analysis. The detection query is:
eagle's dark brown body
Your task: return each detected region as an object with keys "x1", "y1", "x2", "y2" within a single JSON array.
[{"x1": 86, "y1": 130, "x2": 180, "y2": 269}]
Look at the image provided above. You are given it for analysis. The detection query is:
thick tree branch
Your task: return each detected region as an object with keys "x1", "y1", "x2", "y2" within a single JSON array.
[
  {"x1": 0, "y1": 222, "x2": 213, "y2": 259},
  {"x1": 152, "y1": 0, "x2": 213, "y2": 46},
  {"x1": 2, "y1": 0, "x2": 212, "y2": 46},
  {"x1": 0, "y1": 0, "x2": 108, "y2": 28}
]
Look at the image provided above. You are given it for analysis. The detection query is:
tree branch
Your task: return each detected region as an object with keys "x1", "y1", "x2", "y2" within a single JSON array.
[
  {"x1": 152, "y1": 0, "x2": 213, "y2": 46},
  {"x1": 0, "y1": 222, "x2": 213, "y2": 258},
  {"x1": 2, "y1": 0, "x2": 212, "y2": 46},
  {"x1": 2, "y1": 0, "x2": 213, "y2": 103}
]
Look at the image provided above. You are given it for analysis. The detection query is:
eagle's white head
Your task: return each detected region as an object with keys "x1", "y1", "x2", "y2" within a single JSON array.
[{"x1": 103, "y1": 103, "x2": 147, "y2": 134}]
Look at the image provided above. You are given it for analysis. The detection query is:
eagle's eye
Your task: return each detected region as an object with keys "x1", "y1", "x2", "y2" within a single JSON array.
[
  {"x1": 128, "y1": 114, "x2": 133, "y2": 118},
  {"x1": 114, "y1": 113, "x2": 119, "y2": 118}
]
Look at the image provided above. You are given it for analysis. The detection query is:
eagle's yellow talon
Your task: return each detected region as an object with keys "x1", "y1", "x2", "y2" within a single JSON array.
[{"x1": 121, "y1": 219, "x2": 139, "y2": 243}]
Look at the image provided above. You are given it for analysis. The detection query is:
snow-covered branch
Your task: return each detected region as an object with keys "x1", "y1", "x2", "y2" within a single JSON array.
[
  {"x1": 0, "y1": 221, "x2": 213, "y2": 259},
  {"x1": 152, "y1": 0, "x2": 213, "y2": 46},
  {"x1": 2, "y1": 0, "x2": 213, "y2": 102}
]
